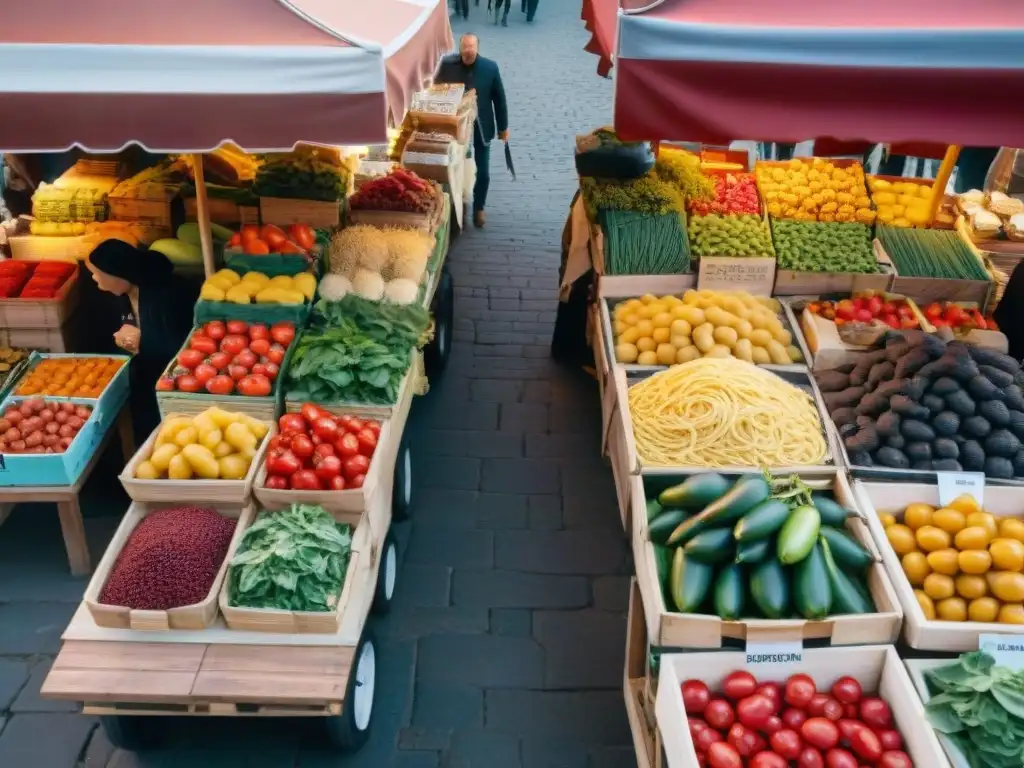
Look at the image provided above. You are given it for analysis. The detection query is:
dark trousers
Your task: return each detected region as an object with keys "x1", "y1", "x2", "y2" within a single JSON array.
[
  {"x1": 454, "y1": 0, "x2": 468, "y2": 17},
  {"x1": 525, "y1": 0, "x2": 538, "y2": 19},
  {"x1": 473, "y1": 132, "x2": 491, "y2": 212}
]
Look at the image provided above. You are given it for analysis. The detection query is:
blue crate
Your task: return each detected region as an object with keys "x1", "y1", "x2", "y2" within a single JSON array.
[{"x1": 9, "y1": 352, "x2": 131, "y2": 411}]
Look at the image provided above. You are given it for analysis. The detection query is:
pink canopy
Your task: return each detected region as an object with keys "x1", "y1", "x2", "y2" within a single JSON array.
[
  {"x1": 583, "y1": 0, "x2": 1024, "y2": 146},
  {"x1": 0, "y1": 0, "x2": 453, "y2": 152}
]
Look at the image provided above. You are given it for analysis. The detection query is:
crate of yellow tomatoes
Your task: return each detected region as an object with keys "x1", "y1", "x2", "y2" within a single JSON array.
[{"x1": 857, "y1": 480, "x2": 1024, "y2": 651}]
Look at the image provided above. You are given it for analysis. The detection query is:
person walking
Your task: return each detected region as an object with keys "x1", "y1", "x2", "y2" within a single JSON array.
[
  {"x1": 454, "y1": 0, "x2": 469, "y2": 20},
  {"x1": 435, "y1": 34, "x2": 509, "y2": 228}
]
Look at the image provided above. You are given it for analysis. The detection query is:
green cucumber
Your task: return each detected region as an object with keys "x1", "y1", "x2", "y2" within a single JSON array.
[
  {"x1": 821, "y1": 537, "x2": 874, "y2": 615},
  {"x1": 653, "y1": 544, "x2": 673, "y2": 588},
  {"x1": 750, "y1": 558, "x2": 789, "y2": 619},
  {"x1": 683, "y1": 528, "x2": 735, "y2": 564},
  {"x1": 657, "y1": 473, "x2": 731, "y2": 510},
  {"x1": 669, "y1": 547, "x2": 714, "y2": 614},
  {"x1": 735, "y1": 537, "x2": 772, "y2": 564},
  {"x1": 646, "y1": 499, "x2": 664, "y2": 523},
  {"x1": 819, "y1": 525, "x2": 875, "y2": 570},
  {"x1": 733, "y1": 499, "x2": 792, "y2": 542},
  {"x1": 714, "y1": 564, "x2": 745, "y2": 620},
  {"x1": 648, "y1": 509, "x2": 688, "y2": 545},
  {"x1": 811, "y1": 493, "x2": 855, "y2": 527},
  {"x1": 777, "y1": 505, "x2": 822, "y2": 565},
  {"x1": 794, "y1": 541, "x2": 832, "y2": 620},
  {"x1": 666, "y1": 476, "x2": 771, "y2": 546}
]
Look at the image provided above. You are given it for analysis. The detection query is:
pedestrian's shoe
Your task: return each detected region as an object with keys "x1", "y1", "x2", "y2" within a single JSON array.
[
  {"x1": 473, "y1": 210, "x2": 486, "y2": 227},
  {"x1": 501, "y1": 13, "x2": 508, "y2": 25}
]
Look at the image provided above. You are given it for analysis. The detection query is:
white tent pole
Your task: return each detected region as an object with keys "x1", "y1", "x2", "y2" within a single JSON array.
[{"x1": 191, "y1": 154, "x2": 216, "y2": 278}]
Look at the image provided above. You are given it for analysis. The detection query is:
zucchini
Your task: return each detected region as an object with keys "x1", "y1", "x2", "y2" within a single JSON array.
[
  {"x1": 733, "y1": 499, "x2": 791, "y2": 542},
  {"x1": 683, "y1": 528, "x2": 735, "y2": 564},
  {"x1": 657, "y1": 473, "x2": 731, "y2": 510},
  {"x1": 750, "y1": 558, "x2": 789, "y2": 619},
  {"x1": 648, "y1": 509, "x2": 688, "y2": 545},
  {"x1": 653, "y1": 544, "x2": 673, "y2": 589},
  {"x1": 714, "y1": 564, "x2": 745, "y2": 621},
  {"x1": 669, "y1": 548, "x2": 714, "y2": 614},
  {"x1": 777, "y1": 505, "x2": 821, "y2": 565},
  {"x1": 819, "y1": 525, "x2": 874, "y2": 570},
  {"x1": 666, "y1": 475, "x2": 770, "y2": 546},
  {"x1": 646, "y1": 499, "x2": 663, "y2": 523},
  {"x1": 794, "y1": 542, "x2": 832, "y2": 620},
  {"x1": 821, "y1": 538, "x2": 873, "y2": 615},
  {"x1": 735, "y1": 537, "x2": 772, "y2": 564},
  {"x1": 810, "y1": 494, "x2": 854, "y2": 527}
]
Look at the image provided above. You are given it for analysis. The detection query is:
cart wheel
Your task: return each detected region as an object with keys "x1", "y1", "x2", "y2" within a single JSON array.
[
  {"x1": 371, "y1": 532, "x2": 398, "y2": 616},
  {"x1": 424, "y1": 268, "x2": 454, "y2": 379},
  {"x1": 100, "y1": 715, "x2": 160, "y2": 751},
  {"x1": 392, "y1": 435, "x2": 413, "y2": 521},
  {"x1": 325, "y1": 631, "x2": 377, "y2": 751}
]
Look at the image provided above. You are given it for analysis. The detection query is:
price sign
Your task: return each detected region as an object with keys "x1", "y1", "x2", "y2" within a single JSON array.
[
  {"x1": 979, "y1": 634, "x2": 1024, "y2": 670},
  {"x1": 936, "y1": 471, "x2": 985, "y2": 508},
  {"x1": 697, "y1": 257, "x2": 776, "y2": 297},
  {"x1": 745, "y1": 639, "x2": 803, "y2": 666}
]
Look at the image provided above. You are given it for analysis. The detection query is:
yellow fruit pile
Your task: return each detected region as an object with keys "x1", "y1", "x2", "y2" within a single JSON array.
[
  {"x1": 868, "y1": 177, "x2": 937, "y2": 229},
  {"x1": 134, "y1": 408, "x2": 269, "y2": 481},
  {"x1": 880, "y1": 494, "x2": 1024, "y2": 624},
  {"x1": 612, "y1": 290, "x2": 802, "y2": 366},
  {"x1": 757, "y1": 158, "x2": 875, "y2": 224},
  {"x1": 200, "y1": 269, "x2": 316, "y2": 305}
]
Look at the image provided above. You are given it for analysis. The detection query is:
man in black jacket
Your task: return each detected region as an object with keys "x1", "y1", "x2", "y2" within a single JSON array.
[{"x1": 435, "y1": 34, "x2": 509, "y2": 227}]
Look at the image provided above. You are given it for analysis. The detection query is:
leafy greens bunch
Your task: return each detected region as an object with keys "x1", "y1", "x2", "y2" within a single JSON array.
[
  {"x1": 228, "y1": 503, "x2": 352, "y2": 612},
  {"x1": 925, "y1": 651, "x2": 1024, "y2": 768}
]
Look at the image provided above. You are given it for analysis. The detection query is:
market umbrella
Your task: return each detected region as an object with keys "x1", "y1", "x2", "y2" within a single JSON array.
[{"x1": 579, "y1": 0, "x2": 1024, "y2": 146}]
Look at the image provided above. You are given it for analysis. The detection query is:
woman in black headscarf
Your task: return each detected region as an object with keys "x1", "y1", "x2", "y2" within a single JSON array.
[{"x1": 86, "y1": 239, "x2": 199, "y2": 440}]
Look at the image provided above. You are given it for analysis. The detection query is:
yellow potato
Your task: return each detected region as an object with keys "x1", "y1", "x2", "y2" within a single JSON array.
[
  {"x1": 168, "y1": 454, "x2": 193, "y2": 480},
  {"x1": 734, "y1": 319, "x2": 753, "y2": 338},
  {"x1": 652, "y1": 312, "x2": 673, "y2": 329},
  {"x1": 670, "y1": 319, "x2": 692, "y2": 338},
  {"x1": 619, "y1": 327, "x2": 641, "y2": 345},
  {"x1": 149, "y1": 442, "x2": 181, "y2": 473},
  {"x1": 670, "y1": 334, "x2": 692, "y2": 349},
  {"x1": 616, "y1": 343, "x2": 639, "y2": 363},
  {"x1": 676, "y1": 346, "x2": 701, "y2": 364},
  {"x1": 173, "y1": 426, "x2": 198, "y2": 448},
  {"x1": 748, "y1": 329, "x2": 774, "y2": 348},
  {"x1": 766, "y1": 340, "x2": 791, "y2": 365},
  {"x1": 218, "y1": 454, "x2": 250, "y2": 481},
  {"x1": 636, "y1": 337, "x2": 656, "y2": 353},
  {"x1": 182, "y1": 444, "x2": 220, "y2": 479},
  {"x1": 656, "y1": 344, "x2": 677, "y2": 365},
  {"x1": 693, "y1": 323, "x2": 716, "y2": 353},
  {"x1": 134, "y1": 460, "x2": 160, "y2": 480},
  {"x1": 734, "y1": 338, "x2": 754, "y2": 363},
  {"x1": 637, "y1": 351, "x2": 658, "y2": 365},
  {"x1": 713, "y1": 326, "x2": 739, "y2": 348},
  {"x1": 703, "y1": 344, "x2": 733, "y2": 359},
  {"x1": 677, "y1": 306, "x2": 706, "y2": 326},
  {"x1": 751, "y1": 346, "x2": 771, "y2": 364},
  {"x1": 652, "y1": 328, "x2": 671, "y2": 344}
]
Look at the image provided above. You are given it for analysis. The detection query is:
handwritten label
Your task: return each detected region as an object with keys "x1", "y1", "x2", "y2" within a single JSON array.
[
  {"x1": 937, "y1": 471, "x2": 985, "y2": 508},
  {"x1": 698, "y1": 257, "x2": 776, "y2": 297},
  {"x1": 980, "y1": 634, "x2": 1024, "y2": 670},
  {"x1": 745, "y1": 640, "x2": 803, "y2": 666}
]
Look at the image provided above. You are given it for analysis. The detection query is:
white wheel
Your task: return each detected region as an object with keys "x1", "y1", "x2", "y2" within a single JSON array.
[
  {"x1": 325, "y1": 632, "x2": 377, "y2": 751},
  {"x1": 371, "y1": 533, "x2": 398, "y2": 615},
  {"x1": 392, "y1": 440, "x2": 413, "y2": 521}
]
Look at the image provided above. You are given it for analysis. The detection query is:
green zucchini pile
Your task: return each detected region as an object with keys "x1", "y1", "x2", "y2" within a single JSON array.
[{"x1": 647, "y1": 473, "x2": 878, "y2": 621}]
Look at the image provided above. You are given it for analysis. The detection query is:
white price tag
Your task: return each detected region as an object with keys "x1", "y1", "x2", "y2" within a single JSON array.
[
  {"x1": 979, "y1": 634, "x2": 1024, "y2": 670},
  {"x1": 936, "y1": 471, "x2": 984, "y2": 508},
  {"x1": 745, "y1": 640, "x2": 803, "y2": 666}
]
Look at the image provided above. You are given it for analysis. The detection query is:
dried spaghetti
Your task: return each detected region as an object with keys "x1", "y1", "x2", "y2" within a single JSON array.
[{"x1": 627, "y1": 357, "x2": 828, "y2": 468}]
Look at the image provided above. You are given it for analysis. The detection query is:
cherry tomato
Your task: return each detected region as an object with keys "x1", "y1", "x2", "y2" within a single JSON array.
[
  {"x1": 356, "y1": 427, "x2": 378, "y2": 457},
  {"x1": 808, "y1": 694, "x2": 830, "y2": 717},
  {"x1": 756, "y1": 683, "x2": 783, "y2": 713},
  {"x1": 176, "y1": 374, "x2": 201, "y2": 393},
  {"x1": 785, "y1": 674, "x2": 817, "y2": 709},
  {"x1": 877, "y1": 750, "x2": 913, "y2": 768},
  {"x1": 189, "y1": 334, "x2": 217, "y2": 356},
  {"x1": 858, "y1": 698, "x2": 892, "y2": 730},
  {"x1": 822, "y1": 698, "x2": 844, "y2": 722},
  {"x1": 264, "y1": 474, "x2": 288, "y2": 490},
  {"x1": 824, "y1": 748, "x2": 858, "y2": 768},
  {"x1": 300, "y1": 403, "x2": 322, "y2": 424},
  {"x1": 681, "y1": 680, "x2": 711, "y2": 715},
  {"x1": 801, "y1": 718, "x2": 839, "y2": 751},
  {"x1": 736, "y1": 695, "x2": 774, "y2": 730},
  {"x1": 830, "y1": 677, "x2": 862, "y2": 705},
  {"x1": 343, "y1": 454, "x2": 370, "y2": 482},
  {"x1": 178, "y1": 348, "x2": 205, "y2": 369},
  {"x1": 706, "y1": 742, "x2": 741, "y2": 768},
  {"x1": 220, "y1": 334, "x2": 248, "y2": 356},
  {"x1": 226, "y1": 319, "x2": 248, "y2": 335},
  {"x1": 347, "y1": 417, "x2": 365, "y2": 432},
  {"x1": 205, "y1": 374, "x2": 234, "y2": 395},
  {"x1": 722, "y1": 671, "x2": 758, "y2": 701},
  {"x1": 749, "y1": 753, "x2": 786, "y2": 768},
  {"x1": 291, "y1": 434, "x2": 315, "y2": 461},
  {"x1": 770, "y1": 728, "x2": 802, "y2": 760},
  {"x1": 836, "y1": 719, "x2": 861, "y2": 745},
  {"x1": 249, "y1": 323, "x2": 270, "y2": 341},
  {"x1": 348, "y1": 473, "x2": 366, "y2": 489},
  {"x1": 876, "y1": 730, "x2": 903, "y2": 752},
  {"x1": 290, "y1": 469, "x2": 321, "y2": 490},
  {"x1": 326, "y1": 475, "x2": 346, "y2": 490},
  {"x1": 798, "y1": 747, "x2": 825, "y2": 768},
  {"x1": 237, "y1": 374, "x2": 272, "y2": 397},
  {"x1": 704, "y1": 699, "x2": 735, "y2": 731},
  {"x1": 848, "y1": 724, "x2": 882, "y2": 762},
  {"x1": 726, "y1": 723, "x2": 761, "y2": 757},
  {"x1": 279, "y1": 414, "x2": 307, "y2": 433},
  {"x1": 782, "y1": 708, "x2": 808, "y2": 730},
  {"x1": 204, "y1": 321, "x2": 226, "y2": 341},
  {"x1": 688, "y1": 717, "x2": 708, "y2": 741},
  {"x1": 695, "y1": 727, "x2": 722, "y2": 753},
  {"x1": 271, "y1": 322, "x2": 296, "y2": 346},
  {"x1": 312, "y1": 416, "x2": 339, "y2": 442},
  {"x1": 334, "y1": 432, "x2": 360, "y2": 459}
]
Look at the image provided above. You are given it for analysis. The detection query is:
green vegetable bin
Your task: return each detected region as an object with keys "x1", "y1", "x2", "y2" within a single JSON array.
[
  {"x1": 193, "y1": 299, "x2": 311, "y2": 327},
  {"x1": 903, "y1": 659, "x2": 973, "y2": 768}
]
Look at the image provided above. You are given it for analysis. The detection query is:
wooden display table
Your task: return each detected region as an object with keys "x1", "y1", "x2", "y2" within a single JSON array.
[{"x1": 0, "y1": 404, "x2": 135, "y2": 575}]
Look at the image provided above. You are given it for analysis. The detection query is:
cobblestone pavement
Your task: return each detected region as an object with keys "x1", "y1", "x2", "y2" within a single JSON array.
[{"x1": 0, "y1": 2, "x2": 627, "y2": 766}]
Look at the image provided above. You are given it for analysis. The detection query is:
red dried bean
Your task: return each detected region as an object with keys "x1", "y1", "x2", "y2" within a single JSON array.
[{"x1": 100, "y1": 506, "x2": 235, "y2": 610}]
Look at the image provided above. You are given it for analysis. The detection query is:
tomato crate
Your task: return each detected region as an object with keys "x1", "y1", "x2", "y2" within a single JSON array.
[{"x1": 0, "y1": 261, "x2": 80, "y2": 328}]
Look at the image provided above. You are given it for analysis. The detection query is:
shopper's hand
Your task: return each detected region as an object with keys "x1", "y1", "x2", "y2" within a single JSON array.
[
  {"x1": 114, "y1": 324, "x2": 140, "y2": 354},
  {"x1": 499, "y1": 130, "x2": 509, "y2": 142}
]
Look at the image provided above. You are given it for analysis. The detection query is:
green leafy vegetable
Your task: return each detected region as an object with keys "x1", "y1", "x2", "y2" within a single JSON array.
[
  {"x1": 254, "y1": 155, "x2": 349, "y2": 202},
  {"x1": 228, "y1": 504, "x2": 351, "y2": 612}
]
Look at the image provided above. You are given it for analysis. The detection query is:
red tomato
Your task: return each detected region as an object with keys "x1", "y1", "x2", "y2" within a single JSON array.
[
  {"x1": 808, "y1": 694, "x2": 830, "y2": 717},
  {"x1": 343, "y1": 454, "x2": 370, "y2": 482},
  {"x1": 858, "y1": 699, "x2": 892, "y2": 730},
  {"x1": 785, "y1": 675, "x2": 817, "y2": 709},
  {"x1": 682, "y1": 680, "x2": 711, "y2": 715},
  {"x1": 291, "y1": 434, "x2": 315, "y2": 461},
  {"x1": 364, "y1": 419, "x2": 381, "y2": 435},
  {"x1": 756, "y1": 683, "x2": 783, "y2": 713},
  {"x1": 269, "y1": 434, "x2": 292, "y2": 452},
  {"x1": 205, "y1": 374, "x2": 234, "y2": 395},
  {"x1": 782, "y1": 708, "x2": 808, "y2": 730},
  {"x1": 749, "y1": 753, "x2": 786, "y2": 768},
  {"x1": 300, "y1": 403, "x2": 322, "y2": 424},
  {"x1": 271, "y1": 322, "x2": 296, "y2": 346},
  {"x1": 249, "y1": 338, "x2": 271, "y2": 357},
  {"x1": 347, "y1": 417, "x2": 365, "y2": 432},
  {"x1": 334, "y1": 432, "x2": 359, "y2": 458},
  {"x1": 727, "y1": 723, "x2": 759, "y2": 756},
  {"x1": 279, "y1": 413, "x2": 306, "y2": 433},
  {"x1": 798, "y1": 747, "x2": 824, "y2": 768},
  {"x1": 877, "y1": 751, "x2": 913, "y2": 768},
  {"x1": 688, "y1": 717, "x2": 708, "y2": 740},
  {"x1": 248, "y1": 323, "x2": 270, "y2": 341},
  {"x1": 695, "y1": 728, "x2": 722, "y2": 753},
  {"x1": 822, "y1": 699, "x2": 844, "y2": 722},
  {"x1": 265, "y1": 474, "x2": 288, "y2": 490},
  {"x1": 176, "y1": 375, "x2": 201, "y2": 393},
  {"x1": 326, "y1": 475, "x2": 346, "y2": 490},
  {"x1": 156, "y1": 377, "x2": 175, "y2": 391},
  {"x1": 264, "y1": 362, "x2": 280, "y2": 380},
  {"x1": 208, "y1": 351, "x2": 232, "y2": 371},
  {"x1": 204, "y1": 321, "x2": 226, "y2": 341},
  {"x1": 234, "y1": 349, "x2": 259, "y2": 370},
  {"x1": 312, "y1": 416, "x2": 339, "y2": 442},
  {"x1": 770, "y1": 729, "x2": 803, "y2": 760},
  {"x1": 842, "y1": 704, "x2": 858, "y2": 720},
  {"x1": 178, "y1": 348, "x2": 205, "y2": 369},
  {"x1": 260, "y1": 225, "x2": 288, "y2": 248},
  {"x1": 704, "y1": 700, "x2": 737, "y2": 729},
  {"x1": 848, "y1": 724, "x2": 882, "y2": 762},
  {"x1": 226, "y1": 319, "x2": 248, "y2": 335},
  {"x1": 313, "y1": 454, "x2": 343, "y2": 483},
  {"x1": 228, "y1": 365, "x2": 249, "y2": 382},
  {"x1": 290, "y1": 469, "x2": 321, "y2": 490},
  {"x1": 875, "y1": 730, "x2": 902, "y2": 752},
  {"x1": 830, "y1": 678, "x2": 862, "y2": 705},
  {"x1": 337, "y1": 415, "x2": 355, "y2": 430},
  {"x1": 356, "y1": 427, "x2": 378, "y2": 457},
  {"x1": 267, "y1": 449, "x2": 302, "y2": 477},
  {"x1": 348, "y1": 473, "x2": 366, "y2": 489},
  {"x1": 267, "y1": 344, "x2": 286, "y2": 365},
  {"x1": 252, "y1": 363, "x2": 269, "y2": 377},
  {"x1": 707, "y1": 742, "x2": 741, "y2": 768},
  {"x1": 289, "y1": 224, "x2": 316, "y2": 251},
  {"x1": 736, "y1": 695, "x2": 774, "y2": 730},
  {"x1": 189, "y1": 334, "x2": 218, "y2": 356},
  {"x1": 221, "y1": 334, "x2": 248, "y2": 356},
  {"x1": 763, "y1": 715, "x2": 783, "y2": 735},
  {"x1": 836, "y1": 719, "x2": 861, "y2": 745},
  {"x1": 227, "y1": 233, "x2": 241, "y2": 247},
  {"x1": 194, "y1": 363, "x2": 218, "y2": 386},
  {"x1": 824, "y1": 748, "x2": 858, "y2": 768},
  {"x1": 801, "y1": 718, "x2": 839, "y2": 751},
  {"x1": 722, "y1": 671, "x2": 758, "y2": 702}
]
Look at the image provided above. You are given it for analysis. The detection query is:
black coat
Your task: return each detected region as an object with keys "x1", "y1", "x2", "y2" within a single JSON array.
[{"x1": 435, "y1": 54, "x2": 508, "y2": 143}]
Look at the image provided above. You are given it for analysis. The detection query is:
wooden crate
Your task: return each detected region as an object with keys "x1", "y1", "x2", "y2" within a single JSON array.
[
  {"x1": 347, "y1": 208, "x2": 433, "y2": 232},
  {"x1": 156, "y1": 390, "x2": 279, "y2": 425},
  {"x1": 632, "y1": 471, "x2": 903, "y2": 648},
  {"x1": 238, "y1": 206, "x2": 260, "y2": 226},
  {"x1": 0, "y1": 266, "x2": 80, "y2": 329},
  {"x1": 259, "y1": 197, "x2": 340, "y2": 228},
  {"x1": 0, "y1": 324, "x2": 70, "y2": 352},
  {"x1": 773, "y1": 265, "x2": 895, "y2": 297},
  {"x1": 875, "y1": 239, "x2": 994, "y2": 311},
  {"x1": 625, "y1": 579, "x2": 661, "y2": 768},
  {"x1": 118, "y1": 416, "x2": 272, "y2": 504},
  {"x1": 904, "y1": 659, "x2": 973, "y2": 768},
  {"x1": 8, "y1": 235, "x2": 88, "y2": 262},
  {"x1": 184, "y1": 197, "x2": 241, "y2": 225},
  {"x1": 656, "y1": 646, "x2": 950, "y2": 768},
  {"x1": 108, "y1": 196, "x2": 175, "y2": 228},
  {"x1": 83, "y1": 501, "x2": 254, "y2": 631},
  {"x1": 870, "y1": 174, "x2": 957, "y2": 230},
  {"x1": 857, "y1": 480, "x2": 1024, "y2": 651},
  {"x1": 218, "y1": 509, "x2": 362, "y2": 634}
]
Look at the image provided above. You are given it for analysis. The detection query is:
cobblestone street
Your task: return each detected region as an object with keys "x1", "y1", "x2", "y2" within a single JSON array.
[{"x1": 0, "y1": 1, "x2": 627, "y2": 765}]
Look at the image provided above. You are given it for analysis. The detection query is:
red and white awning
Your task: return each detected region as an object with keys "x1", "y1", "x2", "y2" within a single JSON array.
[
  {"x1": 583, "y1": 0, "x2": 1024, "y2": 146},
  {"x1": 0, "y1": 0, "x2": 453, "y2": 153}
]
